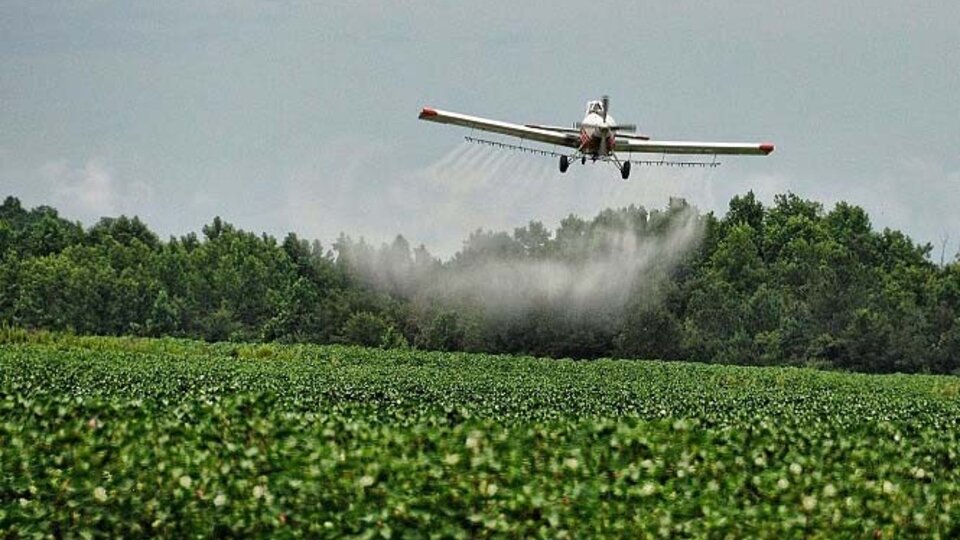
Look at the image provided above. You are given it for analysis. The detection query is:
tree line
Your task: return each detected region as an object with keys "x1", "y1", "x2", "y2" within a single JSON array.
[{"x1": 2, "y1": 193, "x2": 958, "y2": 374}]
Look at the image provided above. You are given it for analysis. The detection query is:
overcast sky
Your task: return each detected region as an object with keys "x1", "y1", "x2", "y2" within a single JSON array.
[{"x1": 2, "y1": 1, "x2": 958, "y2": 257}]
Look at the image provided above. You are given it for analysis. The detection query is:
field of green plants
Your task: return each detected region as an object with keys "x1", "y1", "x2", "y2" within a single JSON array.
[{"x1": 2, "y1": 334, "x2": 960, "y2": 537}]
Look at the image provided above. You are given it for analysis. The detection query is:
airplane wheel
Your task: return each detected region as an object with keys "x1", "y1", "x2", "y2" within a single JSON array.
[
  {"x1": 581, "y1": 156, "x2": 586, "y2": 165},
  {"x1": 621, "y1": 160, "x2": 631, "y2": 180},
  {"x1": 559, "y1": 155, "x2": 569, "y2": 173}
]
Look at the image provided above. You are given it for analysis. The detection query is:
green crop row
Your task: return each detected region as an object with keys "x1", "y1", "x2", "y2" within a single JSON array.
[{"x1": 2, "y1": 337, "x2": 960, "y2": 537}]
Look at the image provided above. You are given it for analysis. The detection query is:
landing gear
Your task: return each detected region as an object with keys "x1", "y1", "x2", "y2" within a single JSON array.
[
  {"x1": 558, "y1": 151, "x2": 630, "y2": 179},
  {"x1": 610, "y1": 153, "x2": 631, "y2": 180}
]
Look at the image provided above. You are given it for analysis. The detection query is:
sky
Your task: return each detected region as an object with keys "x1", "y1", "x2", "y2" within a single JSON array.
[{"x1": 2, "y1": 1, "x2": 958, "y2": 258}]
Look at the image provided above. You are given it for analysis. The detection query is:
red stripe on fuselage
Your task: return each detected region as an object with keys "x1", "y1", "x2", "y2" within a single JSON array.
[{"x1": 578, "y1": 129, "x2": 615, "y2": 156}]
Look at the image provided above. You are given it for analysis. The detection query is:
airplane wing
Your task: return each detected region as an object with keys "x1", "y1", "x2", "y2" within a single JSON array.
[
  {"x1": 419, "y1": 108, "x2": 579, "y2": 148},
  {"x1": 615, "y1": 138, "x2": 774, "y2": 155}
]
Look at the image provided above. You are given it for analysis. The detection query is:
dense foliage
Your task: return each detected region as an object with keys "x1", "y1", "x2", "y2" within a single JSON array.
[
  {"x1": 2, "y1": 193, "x2": 959, "y2": 373},
  {"x1": 2, "y1": 335, "x2": 960, "y2": 536}
]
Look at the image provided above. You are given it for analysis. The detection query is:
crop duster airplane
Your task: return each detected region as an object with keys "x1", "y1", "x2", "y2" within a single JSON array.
[{"x1": 418, "y1": 95, "x2": 774, "y2": 179}]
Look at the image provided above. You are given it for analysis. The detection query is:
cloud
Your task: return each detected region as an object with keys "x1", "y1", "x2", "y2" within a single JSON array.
[
  {"x1": 859, "y1": 159, "x2": 960, "y2": 249},
  {"x1": 40, "y1": 159, "x2": 153, "y2": 223}
]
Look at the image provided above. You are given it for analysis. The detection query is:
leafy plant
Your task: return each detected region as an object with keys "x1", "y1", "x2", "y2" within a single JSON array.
[{"x1": 2, "y1": 336, "x2": 959, "y2": 536}]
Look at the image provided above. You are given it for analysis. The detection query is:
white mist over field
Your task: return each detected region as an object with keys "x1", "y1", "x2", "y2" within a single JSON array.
[
  {"x1": 339, "y1": 185, "x2": 705, "y2": 317},
  {"x1": 424, "y1": 209, "x2": 703, "y2": 315}
]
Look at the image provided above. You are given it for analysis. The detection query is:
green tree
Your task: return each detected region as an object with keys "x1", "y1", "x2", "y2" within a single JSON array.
[
  {"x1": 202, "y1": 303, "x2": 242, "y2": 342},
  {"x1": 88, "y1": 215, "x2": 159, "y2": 250},
  {"x1": 146, "y1": 289, "x2": 182, "y2": 337},
  {"x1": 615, "y1": 304, "x2": 684, "y2": 360},
  {"x1": 342, "y1": 311, "x2": 392, "y2": 348},
  {"x1": 725, "y1": 191, "x2": 765, "y2": 233},
  {"x1": 416, "y1": 311, "x2": 466, "y2": 352},
  {"x1": 262, "y1": 277, "x2": 324, "y2": 343}
]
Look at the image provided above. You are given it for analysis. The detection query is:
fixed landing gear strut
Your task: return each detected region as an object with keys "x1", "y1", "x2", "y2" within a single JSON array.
[
  {"x1": 610, "y1": 153, "x2": 631, "y2": 180},
  {"x1": 559, "y1": 152, "x2": 585, "y2": 173},
  {"x1": 560, "y1": 152, "x2": 630, "y2": 180}
]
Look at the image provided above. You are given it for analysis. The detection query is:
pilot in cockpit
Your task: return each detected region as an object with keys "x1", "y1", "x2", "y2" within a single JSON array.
[{"x1": 588, "y1": 101, "x2": 604, "y2": 115}]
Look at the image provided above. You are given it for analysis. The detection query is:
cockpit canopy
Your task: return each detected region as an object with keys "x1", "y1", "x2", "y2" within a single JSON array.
[{"x1": 586, "y1": 100, "x2": 604, "y2": 116}]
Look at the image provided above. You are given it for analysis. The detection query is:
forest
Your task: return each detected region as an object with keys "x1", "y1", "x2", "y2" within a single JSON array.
[{"x1": 2, "y1": 193, "x2": 958, "y2": 374}]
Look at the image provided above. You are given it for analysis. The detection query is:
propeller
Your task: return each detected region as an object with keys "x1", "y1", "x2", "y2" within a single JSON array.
[
  {"x1": 600, "y1": 95, "x2": 637, "y2": 132},
  {"x1": 579, "y1": 95, "x2": 640, "y2": 133}
]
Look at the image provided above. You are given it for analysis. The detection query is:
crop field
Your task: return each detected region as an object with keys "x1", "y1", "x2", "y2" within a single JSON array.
[{"x1": 2, "y1": 336, "x2": 960, "y2": 537}]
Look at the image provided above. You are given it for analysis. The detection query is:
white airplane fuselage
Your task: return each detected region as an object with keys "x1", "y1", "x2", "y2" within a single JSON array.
[{"x1": 578, "y1": 111, "x2": 619, "y2": 157}]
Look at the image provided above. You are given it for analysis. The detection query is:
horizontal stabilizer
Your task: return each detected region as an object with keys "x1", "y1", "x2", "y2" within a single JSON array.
[
  {"x1": 525, "y1": 124, "x2": 581, "y2": 135},
  {"x1": 571, "y1": 122, "x2": 637, "y2": 133}
]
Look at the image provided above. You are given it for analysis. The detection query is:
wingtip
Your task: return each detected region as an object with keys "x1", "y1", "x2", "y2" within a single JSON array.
[
  {"x1": 419, "y1": 107, "x2": 438, "y2": 119},
  {"x1": 760, "y1": 143, "x2": 775, "y2": 155}
]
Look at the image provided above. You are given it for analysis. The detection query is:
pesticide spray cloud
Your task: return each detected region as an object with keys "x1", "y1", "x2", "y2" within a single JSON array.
[
  {"x1": 341, "y1": 200, "x2": 705, "y2": 318},
  {"x1": 444, "y1": 210, "x2": 699, "y2": 315},
  {"x1": 290, "y1": 137, "x2": 712, "y2": 318}
]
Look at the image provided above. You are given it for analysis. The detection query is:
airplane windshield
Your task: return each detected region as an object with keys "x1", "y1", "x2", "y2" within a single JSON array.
[{"x1": 589, "y1": 102, "x2": 603, "y2": 115}]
